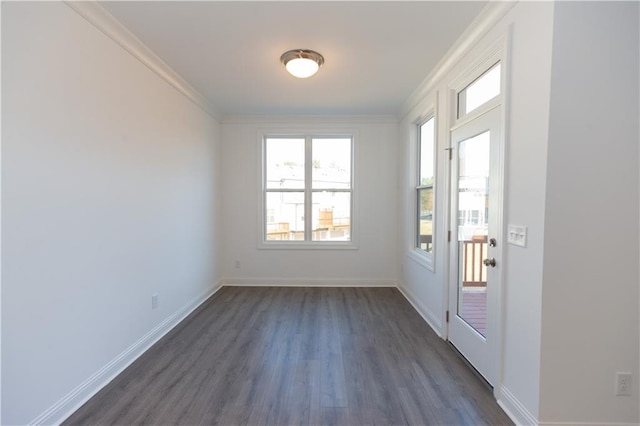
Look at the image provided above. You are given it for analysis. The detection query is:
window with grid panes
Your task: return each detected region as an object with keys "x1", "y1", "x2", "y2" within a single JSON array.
[{"x1": 264, "y1": 136, "x2": 353, "y2": 244}]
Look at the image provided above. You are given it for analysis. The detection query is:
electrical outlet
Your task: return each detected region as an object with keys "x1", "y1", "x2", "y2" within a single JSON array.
[
  {"x1": 616, "y1": 372, "x2": 632, "y2": 396},
  {"x1": 152, "y1": 293, "x2": 158, "y2": 310},
  {"x1": 235, "y1": 260, "x2": 241, "y2": 269}
]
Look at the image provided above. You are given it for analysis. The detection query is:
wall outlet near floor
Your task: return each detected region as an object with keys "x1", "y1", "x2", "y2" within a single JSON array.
[
  {"x1": 615, "y1": 372, "x2": 632, "y2": 396},
  {"x1": 235, "y1": 260, "x2": 240, "y2": 269},
  {"x1": 152, "y1": 293, "x2": 159, "y2": 310}
]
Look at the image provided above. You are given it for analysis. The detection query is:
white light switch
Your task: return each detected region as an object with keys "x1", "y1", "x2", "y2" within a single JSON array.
[{"x1": 507, "y1": 225, "x2": 527, "y2": 247}]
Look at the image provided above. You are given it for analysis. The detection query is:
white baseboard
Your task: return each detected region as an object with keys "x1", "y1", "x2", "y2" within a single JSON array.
[
  {"x1": 30, "y1": 282, "x2": 223, "y2": 426},
  {"x1": 396, "y1": 281, "x2": 443, "y2": 337},
  {"x1": 538, "y1": 422, "x2": 639, "y2": 426},
  {"x1": 497, "y1": 385, "x2": 538, "y2": 426},
  {"x1": 221, "y1": 277, "x2": 397, "y2": 287}
]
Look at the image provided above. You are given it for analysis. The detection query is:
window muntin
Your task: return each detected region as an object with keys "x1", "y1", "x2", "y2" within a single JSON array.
[
  {"x1": 264, "y1": 136, "x2": 353, "y2": 244},
  {"x1": 417, "y1": 116, "x2": 435, "y2": 253},
  {"x1": 458, "y1": 62, "x2": 501, "y2": 118}
]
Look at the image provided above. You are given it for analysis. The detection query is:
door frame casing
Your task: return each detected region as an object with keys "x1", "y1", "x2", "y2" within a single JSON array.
[{"x1": 442, "y1": 33, "x2": 510, "y2": 396}]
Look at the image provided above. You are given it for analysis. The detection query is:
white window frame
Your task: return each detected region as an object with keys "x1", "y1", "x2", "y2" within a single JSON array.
[
  {"x1": 457, "y1": 61, "x2": 502, "y2": 120},
  {"x1": 416, "y1": 115, "x2": 436, "y2": 256},
  {"x1": 260, "y1": 133, "x2": 356, "y2": 250},
  {"x1": 452, "y1": 57, "x2": 503, "y2": 128}
]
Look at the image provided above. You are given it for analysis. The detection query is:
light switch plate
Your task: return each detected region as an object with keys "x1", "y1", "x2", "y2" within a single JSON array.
[{"x1": 507, "y1": 225, "x2": 527, "y2": 247}]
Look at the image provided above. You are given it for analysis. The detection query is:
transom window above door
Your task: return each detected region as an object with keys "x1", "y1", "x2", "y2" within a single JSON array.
[{"x1": 457, "y1": 62, "x2": 501, "y2": 118}]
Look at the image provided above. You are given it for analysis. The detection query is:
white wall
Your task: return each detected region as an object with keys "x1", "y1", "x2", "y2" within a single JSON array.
[
  {"x1": 3, "y1": 2, "x2": 638, "y2": 425},
  {"x1": 494, "y1": 4, "x2": 555, "y2": 421},
  {"x1": 398, "y1": 3, "x2": 555, "y2": 422},
  {"x1": 398, "y1": 88, "x2": 447, "y2": 333},
  {"x1": 400, "y1": 3, "x2": 640, "y2": 424},
  {"x1": 539, "y1": 2, "x2": 640, "y2": 424},
  {"x1": 2, "y1": 3, "x2": 221, "y2": 424},
  {"x1": 220, "y1": 117, "x2": 398, "y2": 286}
]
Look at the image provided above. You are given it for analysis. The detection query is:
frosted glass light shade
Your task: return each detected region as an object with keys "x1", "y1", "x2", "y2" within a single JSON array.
[
  {"x1": 286, "y1": 58, "x2": 319, "y2": 78},
  {"x1": 281, "y1": 49, "x2": 324, "y2": 79}
]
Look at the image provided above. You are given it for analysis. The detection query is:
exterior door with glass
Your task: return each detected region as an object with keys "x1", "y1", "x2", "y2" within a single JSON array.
[{"x1": 448, "y1": 105, "x2": 502, "y2": 387}]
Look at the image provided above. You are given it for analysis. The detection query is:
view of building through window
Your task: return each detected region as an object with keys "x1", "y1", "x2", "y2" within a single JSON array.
[
  {"x1": 454, "y1": 62, "x2": 501, "y2": 338},
  {"x1": 458, "y1": 131, "x2": 490, "y2": 236},
  {"x1": 456, "y1": 62, "x2": 500, "y2": 238},
  {"x1": 264, "y1": 136, "x2": 352, "y2": 242}
]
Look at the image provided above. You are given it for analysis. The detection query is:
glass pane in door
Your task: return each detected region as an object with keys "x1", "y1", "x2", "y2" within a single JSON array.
[{"x1": 457, "y1": 131, "x2": 490, "y2": 337}]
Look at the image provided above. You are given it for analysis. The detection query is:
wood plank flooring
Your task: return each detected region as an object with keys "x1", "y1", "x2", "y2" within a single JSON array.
[{"x1": 64, "y1": 287, "x2": 513, "y2": 425}]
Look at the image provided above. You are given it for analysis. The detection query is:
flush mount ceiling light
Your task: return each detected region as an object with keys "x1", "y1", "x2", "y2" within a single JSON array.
[{"x1": 280, "y1": 49, "x2": 324, "y2": 78}]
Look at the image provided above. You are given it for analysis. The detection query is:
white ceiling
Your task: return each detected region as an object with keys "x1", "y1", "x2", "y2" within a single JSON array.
[{"x1": 100, "y1": 1, "x2": 487, "y2": 117}]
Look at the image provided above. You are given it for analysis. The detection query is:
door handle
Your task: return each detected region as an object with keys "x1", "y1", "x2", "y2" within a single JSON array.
[{"x1": 483, "y1": 258, "x2": 496, "y2": 267}]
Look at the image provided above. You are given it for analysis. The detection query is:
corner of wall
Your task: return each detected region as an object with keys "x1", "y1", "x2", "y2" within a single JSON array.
[
  {"x1": 539, "y1": 2, "x2": 640, "y2": 423},
  {"x1": 2, "y1": 2, "x2": 224, "y2": 423},
  {"x1": 396, "y1": 282, "x2": 444, "y2": 338},
  {"x1": 64, "y1": 1, "x2": 223, "y2": 120},
  {"x1": 497, "y1": 385, "x2": 539, "y2": 426}
]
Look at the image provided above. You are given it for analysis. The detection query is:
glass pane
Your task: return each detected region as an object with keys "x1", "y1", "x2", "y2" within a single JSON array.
[
  {"x1": 266, "y1": 138, "x2": 305, "y2": 189},
  {"x1": 457, "y1": 130, "x2": 490, "y2": 337},
  {"x1": 265, "y1": 192, "x2": 305, "y2": 240},
  {"x1": 417, "y1": 188, "x2": 433, "y2": 253},
  {"x1": 312, "y1": 138, "x2": 351, "y2": 189},
  {"x1": 312, "y1": 192, "x2": 351, "y2": 241},
  {"x1": 419, "y1": 117, "x2": 435, "y2": 185},
  {"x1": 458, "y1": 63, "x2": 501, "y2": 117}
]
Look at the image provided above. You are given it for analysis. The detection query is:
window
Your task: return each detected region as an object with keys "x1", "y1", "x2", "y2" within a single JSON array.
[
  {"x1": 457, "y1": 62, "x2": 501, "y2": 118},
  {"x1": 264, "y1": 135, "x2": 352, "y2": 244},
  {"x1": 417, "y1": 116, "x2": 435, "y2": 253}
]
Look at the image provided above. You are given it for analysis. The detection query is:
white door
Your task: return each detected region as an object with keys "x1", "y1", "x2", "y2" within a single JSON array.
[{"x1": 448, "y1": 105, "x2": 503, "y2": 386}]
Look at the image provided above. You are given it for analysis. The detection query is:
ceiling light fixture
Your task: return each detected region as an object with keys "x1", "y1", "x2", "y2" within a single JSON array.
[{"x1": 280, "y1": 49, "x2": 324, "y2": 78}]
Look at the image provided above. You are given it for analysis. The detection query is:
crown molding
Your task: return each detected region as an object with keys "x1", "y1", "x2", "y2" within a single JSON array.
[
  {"x1": 222, "y1": 114, "x2": 399, "y2": 125},
  {"x1": 65, "y1": 1, "x2": 222, "y2": 121},
  {"x1": 397, "y1": 0, "x2": 518, "y2": 120}
]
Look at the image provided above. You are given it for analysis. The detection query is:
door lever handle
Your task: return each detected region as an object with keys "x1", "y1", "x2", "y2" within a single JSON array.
[{"x1": 483, "y1": 258, "x2": 496, "y2": 267}]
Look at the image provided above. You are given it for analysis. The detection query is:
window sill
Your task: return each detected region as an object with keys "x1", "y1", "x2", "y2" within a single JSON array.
[
  {"x1": 407, "y1": 248, "x2": 434, "y2": 272},
  {"x1": 258, "y1": 241, "x2": 358, "y2": 250}
]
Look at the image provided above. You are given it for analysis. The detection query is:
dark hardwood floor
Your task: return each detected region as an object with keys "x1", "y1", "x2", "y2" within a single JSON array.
[{"x1": 64, "y1": 287, "x2": 513, "y2": 425}]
